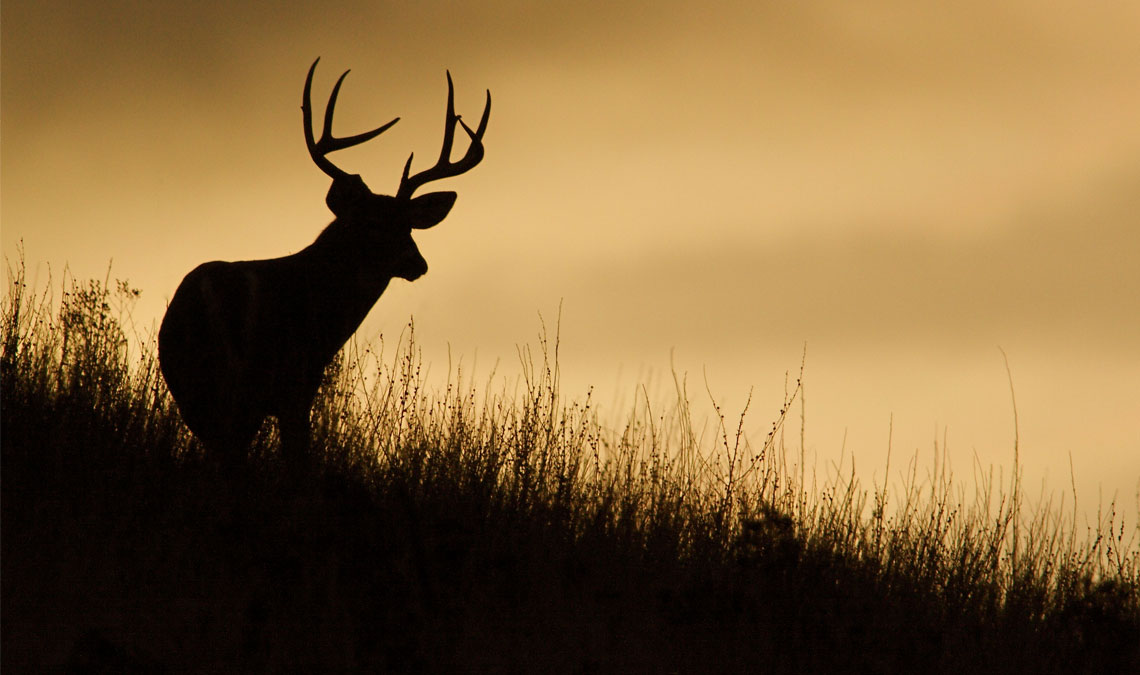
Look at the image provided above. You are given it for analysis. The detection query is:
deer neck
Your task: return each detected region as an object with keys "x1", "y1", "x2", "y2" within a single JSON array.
[{"x1": 293, "y1": 224, "x2": 394, "y2": 336}]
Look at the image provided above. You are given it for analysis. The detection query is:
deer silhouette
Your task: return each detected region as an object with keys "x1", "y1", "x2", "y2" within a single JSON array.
[{"x1": 158, "y1": 58, "x2": 489, "y2": 466}]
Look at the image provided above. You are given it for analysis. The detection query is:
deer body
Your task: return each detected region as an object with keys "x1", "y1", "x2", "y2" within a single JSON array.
[
  {"x1": 159, "y1": 234, "x2": 394, "y2": 460},
  {"x1": 158, "y1": 59, "x2": 489, "y2": 464}
]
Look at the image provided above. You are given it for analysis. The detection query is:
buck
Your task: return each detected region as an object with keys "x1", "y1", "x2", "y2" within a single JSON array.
[{"x1": 158, "y1": 58, "x2": 489, "y2": 467}]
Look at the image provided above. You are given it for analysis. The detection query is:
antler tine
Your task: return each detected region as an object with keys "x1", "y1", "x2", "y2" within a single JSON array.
[
  {"x1": 322, "y1": 70, "x2": 351, "y2": 146},
  {"x1": 302, "y1": 58, "x2": 399, "y2": 181},
  {"x1": 436, "y1": 71, "x2": 459, "y2": 170},
  {"x1": 460, "y1": 88, "x2": 492, "y2": 144},
  {"x1": 397, "y1": 71, "x2": 491, "y2": 199}
]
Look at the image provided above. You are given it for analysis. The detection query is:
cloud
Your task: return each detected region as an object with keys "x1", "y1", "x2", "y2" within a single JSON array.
[{"x1": 539, "y1": 165, "x2": 1140, "y2": 354}]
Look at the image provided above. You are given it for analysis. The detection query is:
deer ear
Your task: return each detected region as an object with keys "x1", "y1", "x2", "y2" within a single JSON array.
[
  {"x1": 326, "y1": 175, "x2": 372, "y2": 219},
  {"x1": 407, "y1": 191, "x2": 457, "y2": 230}
]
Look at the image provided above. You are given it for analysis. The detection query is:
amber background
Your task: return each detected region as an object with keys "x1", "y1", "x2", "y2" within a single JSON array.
[{"x1": 3, "y1": 1, "x2": 1138, "y2": 520}]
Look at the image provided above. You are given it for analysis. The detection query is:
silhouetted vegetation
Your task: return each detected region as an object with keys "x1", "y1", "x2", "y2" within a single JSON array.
[{"x1": 3, "y1": 258, "x2": 1138, "y2": 673}]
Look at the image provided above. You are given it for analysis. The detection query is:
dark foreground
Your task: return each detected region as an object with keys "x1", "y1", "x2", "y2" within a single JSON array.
[
  {"x1": 2, "y1": 270, "x2": 1137, "y2": 673},
  {"x1": 3, "y1": 426, "x2": 1137, "y2": 673}
]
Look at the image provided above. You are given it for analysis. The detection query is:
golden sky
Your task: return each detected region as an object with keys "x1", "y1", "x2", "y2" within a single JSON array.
[{"x1": 3, "y1": 1, "x2": 1138, "y2": 516}]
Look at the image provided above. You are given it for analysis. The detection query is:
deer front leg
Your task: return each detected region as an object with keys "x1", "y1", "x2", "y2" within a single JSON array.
[{"x1": 278, "y1": 405, "x2": 313, "y2": 474}]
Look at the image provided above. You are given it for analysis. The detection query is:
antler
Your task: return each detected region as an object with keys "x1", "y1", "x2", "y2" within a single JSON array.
[
  {"x1": 302, "y1": 57, "x2": 399, "y2": 181},
  {"x1": 396, "y1": 71, "x2": 491, "y2": 199}
]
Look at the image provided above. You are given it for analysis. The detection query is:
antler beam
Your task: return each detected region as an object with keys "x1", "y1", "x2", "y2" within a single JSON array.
[
  {"x1": 396, "y1": 71, "x2": 491, "y2": 199},
  {"x1": 302, "y1": 57, "x2": 399, "y2": 181}
]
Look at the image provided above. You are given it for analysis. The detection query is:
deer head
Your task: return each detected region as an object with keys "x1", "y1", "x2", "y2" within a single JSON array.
[{"x1": 301, "y1": 57, "x2": 491, "y2": 279}]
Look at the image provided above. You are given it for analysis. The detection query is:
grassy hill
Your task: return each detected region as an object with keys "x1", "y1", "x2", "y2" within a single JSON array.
[{"x1": 2, "y1": 261, "x2": 1137, "y2": 673}]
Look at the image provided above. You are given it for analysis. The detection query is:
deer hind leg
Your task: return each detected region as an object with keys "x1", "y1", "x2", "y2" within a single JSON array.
[{"x1": 195, "y1": 415, "x2": 261, "y2": 474}]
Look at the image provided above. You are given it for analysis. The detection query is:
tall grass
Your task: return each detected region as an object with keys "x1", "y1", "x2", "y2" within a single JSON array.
[{"x1": 2, "y1": 255, "x2": 1137, "y2": 673}]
